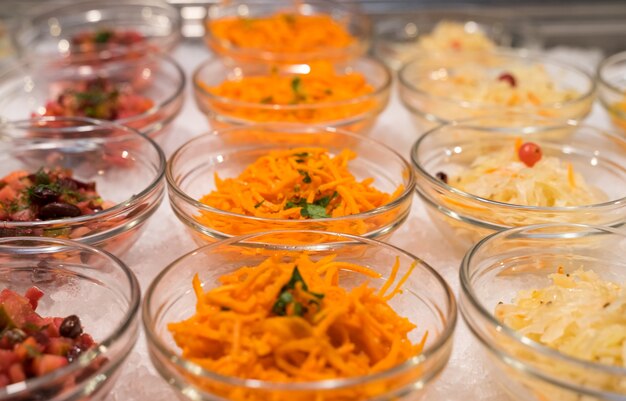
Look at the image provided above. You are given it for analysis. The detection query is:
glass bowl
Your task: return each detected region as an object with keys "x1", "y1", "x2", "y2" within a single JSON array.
[
  {"x1": 16, "y1": 0, "x2": 181, "y2": 64},
  {"x1": 0, "y1": 236, "x2": 140, "y2": 401},
  {"x1": 166, "y1": 124, "x2": 415, "y2": 244},
  {"x1": 460, "y1": 223, "x2": 626, "y2": 401},
  {"x1": 204, "y1": 0, "x2": 371, "y2": 65},
  {"x1": 143, "y1": 230, "x2": 457, "y2": 401},
  {"x1": 192, "y1": 57, "x2": 391, "y2": 134},
  {"x1": 597, "y1": 50, "x2": 626, "y2": 134},
  {"x1": 399, "y1": 50, "x2": 595, "y2": 131},
  {"x1": 0, "y1": 53, "x2": 185, "y2": 140},
  {"x1": 0, "y1": 117, "x2": 166, "y2": 256},
  {"x1": 410, "y1": 116, "x2": 626, "y2": 252},
  {"x1": 374, "y1": 11, "x2": 514, "y2": 70}
]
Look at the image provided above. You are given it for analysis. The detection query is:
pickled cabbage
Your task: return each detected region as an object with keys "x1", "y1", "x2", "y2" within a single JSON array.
[
  {"x1": 450, "y1": 146, "x2": 603, "y2": 207},
  {"x1": 496, "y1": 269, "x2": 626, "y2": 368}
]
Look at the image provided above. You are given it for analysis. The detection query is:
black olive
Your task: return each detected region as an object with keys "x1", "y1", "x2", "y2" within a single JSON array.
[
  {"x1": 38, "y1": 202, "x2": 82, "y2": 220},
  {"x1": 58, "y1": 177, "x2": 95, "y2": 191},
  {"x1": 30, "y1": 185, "x2": 60, "y2": 205},
  {"x1": 435, "y1": 171, "x2": 448, "y2": 184},
  {"x1": 59, "y1": 315, "x2": 83, "y2": 339}
]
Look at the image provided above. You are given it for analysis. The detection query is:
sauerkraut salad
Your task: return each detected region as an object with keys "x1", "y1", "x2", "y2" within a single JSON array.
[
  {"x1": 496, "y1": 268, "x2": 626, "y2": 369},
  {"x1": 418, "y1": 21, "x2": 496, "y2": 52},
  {"x1": 446, "y1": 141, "x2": 603, "y2": 207},
  {"x1": 419, "y1": 62, "x2": 580, "y2": 108}
]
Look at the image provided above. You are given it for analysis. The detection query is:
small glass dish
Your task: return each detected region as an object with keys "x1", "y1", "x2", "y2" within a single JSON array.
[
  {"x1": 193, "y1": 57, "x2": 391, "y2": 134},
  {"x1": 399, "y1": 50, "x2": 595, "y2": 131},
  {"x1": 16, "y1": 0, "x2": 181, "y2": 64},
  {"x1": 166, "y1": 124, "x2": 415, "y2": 244},
  {"x1": 144, "y1": 230, "x2": 457, "y2": 401},
  {"x1": 460, "y1": 223, "x2": 626, "y2": 401},
  {"x1": 374, "y1": 11, "x2": 513, "y2": 70},
  {"x1": 204, "y1": 0, "x2": 371, "y2": 64},
  {"x1": 597, "y1": 50, "x2": 626, "y2": 134},
  {"x1": 410, "y1": 116, "x2": 626, "y2": 252},
  {"x1": 0, "y1": 236, "x2": 140, "y2": 401},
  {"x1": 0, "y1": 117, "x2": 166, "y2": 256},
  {"x1": 0, "y1": 53, "x2": 185, "y2": 140}
]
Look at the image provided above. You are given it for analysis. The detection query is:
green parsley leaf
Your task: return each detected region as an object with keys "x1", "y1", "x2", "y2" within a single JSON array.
[
  {"x1": 300, "y1": 203, "x2": 328, "y2": 219},
  {"x1": 254, "y1": 200, "x2": 265, "y2": 208},
  {"x1": 94, "y1": 30, "x2": 113, "y2": 44},
  {"x1": 298, "y1": 170, "x2": 312, "y2": 184}
]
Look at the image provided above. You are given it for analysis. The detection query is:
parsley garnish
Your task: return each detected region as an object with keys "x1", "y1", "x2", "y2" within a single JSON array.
[
  {"x1": 298, "y1": 170, "x2": 312, "y2": 184},
  {"x1": 284, "y1": 198, "x2": 330, "y2": 219},
  {"x1": 272, "y1": 267, "x2": 324, "y2": 316},
  {"x1": 94, "y1": 30, "x2": 113, "y2": 44},
  {"x1": 291, "y1": 77, "x2": 306, "y2": 102},
  {"x1": 254, "y1": 200, "x2": 264, "y2": 208}
]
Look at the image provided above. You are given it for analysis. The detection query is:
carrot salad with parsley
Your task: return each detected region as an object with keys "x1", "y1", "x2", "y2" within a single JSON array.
[
  {"x1": 168, "y1": 252, "x2": 426, "y2": 384},
  {"x1": 208, "y1": 13, "x2": 355, "y2": 55},
  {"x1": 199, "y1": 147, "x2": 402, "y2": 221},
  {"x1": 201, "y1": 62, "x2": 376, "y2": 124}
]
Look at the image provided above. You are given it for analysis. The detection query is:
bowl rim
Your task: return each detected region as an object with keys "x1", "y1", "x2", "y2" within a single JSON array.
[
  {"x1": 0, "y1": 236, "x2": 141, "y2": 397},
  {"x1": 398, "y1": 48, "x2": 597, "y2": 111},
  {"x1": 597, "y1": 50, "x2": 626, "y2": 96},
  {"x1": 410, "y1": 117, "x2": 626, "y2": 212},
  {"x1": 17, "y1": 0, "x2": 182, "y2": 62},
  {"x1": 203, "y1": 0, "x2": 372, "y2": 62},
  {"x1": 166, "y1": 124, "x2": 416, "y2": 226},
  {"x1": 0, "y1": 53, "x2": 186, "y2": 135},
  {"x1": 143, "y1": 229, "x2": 457, "y2": 390},
  {"x1": 192, "y1": 56, "x2": 392, "y2": 114},
  {"x1": 459, "y1": 223, "x2": 626, "y2": 377},
  {"x1": 0, "y1": 116, "x2": 166, "y2": 228}
]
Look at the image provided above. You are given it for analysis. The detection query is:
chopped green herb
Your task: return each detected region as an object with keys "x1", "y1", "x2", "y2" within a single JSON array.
[
  {"x1": 254, "y1": 200, "x2": 265, "y2": 208},
  {"x1": 300, "y1": 203, "x2": 328, "y2": 219},
  {"x1": 298, "y1": 170, "x2": 312, "y2": 184},
  {"x1": 271, "y1": 267, "x2": 324, "y2": 316},
  {"x1": 34, "y1": 168, "x2": 51, "y2": 185},
  {"x1": 94, "y1": 30, "x2": 113, "y2": 44},
  {"x1": 293, "y1": 152, "x2": 309, "y2": 158},
  {"x1": 25, "y1": 344, "x2": 42, "y2": 358},
  {"x1": 291, "y1": 76, "x2": 306, "y2": 102},
  {"x1": 314, "y1": 191, "x2": 338, "y2": 208}
]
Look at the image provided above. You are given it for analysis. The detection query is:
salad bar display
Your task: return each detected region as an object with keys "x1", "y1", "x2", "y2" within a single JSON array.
[{"x1": 0, "y1": 1, "x2": 625, "y2": 401}]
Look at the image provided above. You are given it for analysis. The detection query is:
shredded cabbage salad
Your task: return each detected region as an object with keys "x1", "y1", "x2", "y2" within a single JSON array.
[
  {"x1": 496, "y1": 269, "x2": 626, "y2": 369},
  {"x1": 419, "y1": 62, "x2": 580, "y2": 108},
  {"x1": 418, "y1": 21, "x2": 496, "y2": 52},
  {"x1": 450, "y1": 144, "x2": 602, "y2": 207}
]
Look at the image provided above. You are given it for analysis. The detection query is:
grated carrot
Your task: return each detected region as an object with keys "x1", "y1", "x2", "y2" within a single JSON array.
[
  {"x1": 208, "y1": 13, "x2": 355, "y2": 55},
  {"x1": 202, "y1": 61, "x2": 376, "y2": 124},
  {"x1": 168, "y1": 252, "x2": 426, "y2": 390},
  {"x1": 196, "y1": 147, "x2": 404, "y2": 237}
]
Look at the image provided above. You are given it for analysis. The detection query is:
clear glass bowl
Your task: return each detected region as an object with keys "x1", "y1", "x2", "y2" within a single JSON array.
[
  {"x1": 166, "y1": 124, "x2": 415, "y2": 245},
  {"x1": 0, "y1": 236, "x2": 140, "y2": 401},
  {"x1": 410, "y1": 116, "x2": 626, "y2": 252},
  {"x1": 597, "y1": 50, "x2": 626, "y2": 134},
  {"x1": 204, "y1": 0, "x2": 371, "y2": 64},
  {"x1": 399, "y1": 50, "x2": 595, "y2": 131},
  {"x1": 143, "y1": 230, "x2": 457, "y2": 401},
  {"x1": 0, "y1": 53, "x2": 185, "y2": 140},
  {"x1": 460, "y1": 224, "x2": 626, "y2": 401},
  {"x1": 0, "y1": 117, "x2": 166, "y2": 256},
  {"x1": 16, "y1": 0, "x2": 181, "y2": 63},
  {"x1": 192, "y1": 57, "x2": 391, "y2": 134},
  {"x1": 374, "y1": 11, "x2": 514, "y2": 70}
]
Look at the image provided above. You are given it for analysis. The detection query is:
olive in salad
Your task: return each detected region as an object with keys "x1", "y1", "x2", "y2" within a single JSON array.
[
  {"x1": 39, "y1": 78, "x2": 154, "y2": 120},
  {"x1": 0, "y1": 287, "x2": 96, "y2": 387},
  {"x1": 0, "y1": 168, "x2": 109, "y2": 222}
]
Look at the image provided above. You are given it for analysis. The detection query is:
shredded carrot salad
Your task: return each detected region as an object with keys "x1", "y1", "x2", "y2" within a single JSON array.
[
  {"x1": 208, "y1": 13, "x2": 355, "y2": 55},
  {"x1": 199, "y1": 146, "x2": 402, "y2": 221},
  {"x1": 202, "y1": 62, "x2": 376, "y2": 124},
  {"x1": 168, "y1": 252, "x2": 426, "y2": 383}
]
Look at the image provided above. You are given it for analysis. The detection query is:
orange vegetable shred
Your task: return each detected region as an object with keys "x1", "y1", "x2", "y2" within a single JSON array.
[
  {"x1": 168, "y1": 252, "x2": 426, "y2": 384},
  {"x1": 208, "y1": 13, "x2": 355, "y2": 54},
  {"x1": 202, "y1": 62, "x2": 376, "y2": 124}
]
